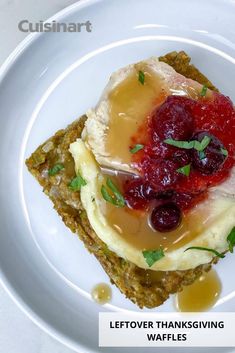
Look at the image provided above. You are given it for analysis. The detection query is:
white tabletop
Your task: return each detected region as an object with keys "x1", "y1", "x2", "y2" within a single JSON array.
[{"x1": 0, "y1": 1, "x2": 79, "y2": 352}]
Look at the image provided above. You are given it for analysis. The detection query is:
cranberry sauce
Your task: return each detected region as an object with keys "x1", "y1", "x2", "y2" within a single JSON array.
[{"x1": 124, "y1": 93, "x2": 235, "y2": 232}]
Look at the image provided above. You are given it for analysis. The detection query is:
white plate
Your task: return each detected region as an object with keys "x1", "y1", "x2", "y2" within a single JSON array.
[{"x1": 0, "y1": 0, "x2": 235, "y2": 351}]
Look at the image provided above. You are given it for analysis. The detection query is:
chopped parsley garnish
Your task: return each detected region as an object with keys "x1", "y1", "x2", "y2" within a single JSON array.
[
  {"x1": 142, "y1": 248, "x2": 165, "y2": 267},
  {"x1": 48, "y1": 163, "x2": 64, "y2": 176},
  {"x1": 221, "y1": 148, "x2": 228, "y2": 157},
  {"x1": 199, "y1": 150, "x2": 206, "y2": 160},
  {"x1": 138, "y1": 70, "x2": 145, "y2": 85},
  {"x1": 184, "y1": 246, "x2": 225, "y2": 258},
  {"x1": 199, "y1": 136, "x2": 211, "y2": 150},
  {"x1": 177, "y1": 163, "x2": 191, "y2": 177},
  {"x1": 101, "y1": 185, "x2": 114, "y2": 204},
  {"x1": 69, "y1": 174, "x2": 87, "y2": 191},
  {"x1": 200, "y1": 85, "x2": 208, "y2": 97},
  {"x1": 227, "y1": 227, "x2": 235, "y2": 253},
  {"x1": 101, "y1": 177, "x2": 125, "y2": 207},
  {"x1": 164, "y1": 135, "x2": 211, "y2": 152},
  {"x1": 130, "y1": 144, "x2": 144, "y2": 154}
]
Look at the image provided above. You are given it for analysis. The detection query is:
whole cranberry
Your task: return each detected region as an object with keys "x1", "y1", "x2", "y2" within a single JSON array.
[
  {"x1": 144, "y1": 159, "x2": 180, "y2": 190},
  {"x1": 124, "y1": 178, "x2": 156, "y2": 210},
  {"x1": 191, "y1": 131, "x2": 227, "y2": 175},
  {"x1": 173, "y1": 149, "x2": 191, "y2": 166},
  {"x1": 150, "y1": 202, "x2": 182, "y2": 232},
  {"x1": 152, "y1": 95, "x2": 194, "y2": 140}
]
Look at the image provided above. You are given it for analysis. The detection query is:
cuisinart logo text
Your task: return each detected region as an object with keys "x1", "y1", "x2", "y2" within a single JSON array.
[{"x1": 18, "y1": 20, "x2": 92, "y2": 33}]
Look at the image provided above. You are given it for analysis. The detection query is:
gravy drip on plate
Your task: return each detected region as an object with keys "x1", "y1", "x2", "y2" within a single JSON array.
[
  {"x1": 175, "y1": 269, "x2": 221, "y2": 311},
  {"x1": 91, "y1": 283, "x2": 112, "y2": 305}
]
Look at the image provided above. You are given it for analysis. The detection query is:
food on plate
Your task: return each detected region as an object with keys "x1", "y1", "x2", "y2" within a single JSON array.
[{"x1": 26, "y1": 51, "x2": 235, "y2": 309}]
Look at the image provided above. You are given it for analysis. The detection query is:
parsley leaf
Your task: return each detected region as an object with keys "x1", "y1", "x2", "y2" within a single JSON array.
[
  {"x1": 48, "y1": 163, "x2": 64, "y2": 176},
  {"x1": 199, "y1": 150, "x2": 206, "y2": 160},
  {"x1": 107, "y1": 178, "x2": 125, "y2": 207},
  {"x1": 101, "y1": 185, "x2": 114, "y2": 204},
  {"x1": 184, "y1": 246, "x2": 225, "y2": 258},
  {"x1": 138, "y1": 70, "x2": 145, "y2": 85},
  {"x1": 164, "y1": 135, "x2": 211, "y2": 152},
  {"x1": 69, "y1": 174, "x2": 87, "y2": 191},
  {"x1": 221, "y1": 148, "x2": 228, "y2": 157},
  {"x1": 142, "y1": 249, "x2": 165, "y2": 267},
  {"x1": 199, "y1": 136, "x2": 211, "y2": 151},
  {"x1": 200, "y1": 85, "x2": 208, "y2": 97},
  {"x1": 130, "y1": 144, "x2": 144, "y2": 154},
  {"x1": 177, "y1": 163, "x2": 191, "y2": 177},
  {"x1": 101, "y1": 178, "x2": 125, "y2": 207},
  {"x1": 227, "y1": 227, "x2": 235, "y2": 253}
]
